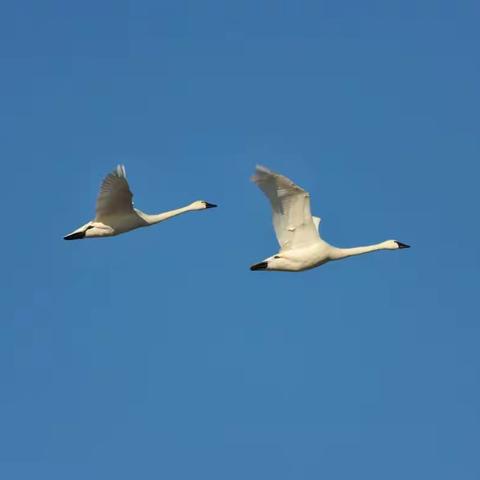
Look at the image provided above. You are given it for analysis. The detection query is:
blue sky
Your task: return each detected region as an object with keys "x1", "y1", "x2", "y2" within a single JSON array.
[{"x1": 1, "y1": 1, "x2": 479, "y2": 478}]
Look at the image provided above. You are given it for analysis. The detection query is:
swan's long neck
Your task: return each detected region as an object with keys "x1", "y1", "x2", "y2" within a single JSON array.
[
  {"x1": 330, "y1": 242, "x2": 389, "y2": 260},
  {"x1": 140, "y1": 205, "x2": 195, "y2": 225}
]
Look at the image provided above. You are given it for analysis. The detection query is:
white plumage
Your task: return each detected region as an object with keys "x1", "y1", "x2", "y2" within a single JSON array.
[
  {"x1": 250, "y1": 165, "x2": 410, "y2": 272},
  {"x1": 64, "y1": 165, "x2": 217, "y2": 240}
]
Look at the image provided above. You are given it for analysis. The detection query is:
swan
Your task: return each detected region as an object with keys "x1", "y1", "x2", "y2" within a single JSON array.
[
  {"x1": 64, "y1": 165, "x2": 217, "y2": 240},
  {"x1": 250, "y1": 165, "x2": 410, "y2": 272}
]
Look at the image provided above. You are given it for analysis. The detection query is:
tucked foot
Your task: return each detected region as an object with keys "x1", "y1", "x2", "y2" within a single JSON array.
[
  {"x1": 250, "y1": 261, "x2": 268, "y2": 271},
  {"x1": 64, "y1": 231, "x2": 86, "y2": 240}
]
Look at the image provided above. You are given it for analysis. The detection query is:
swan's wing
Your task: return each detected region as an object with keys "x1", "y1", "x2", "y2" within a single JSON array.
[
  {"x1": 252, "y1": 165, "x2": 320, "y2": 251},
  {"x1": 95, "y1": 165, "x2": 134, "y2": 221}
]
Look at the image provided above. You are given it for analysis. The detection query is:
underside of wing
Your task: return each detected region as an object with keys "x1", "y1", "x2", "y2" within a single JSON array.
[
  {"x1": 252, "y1": 165, "x2": 320, "y2": 250},
  {"x1": 95, "y1": 165, "x2": 134, "y2": 221}
]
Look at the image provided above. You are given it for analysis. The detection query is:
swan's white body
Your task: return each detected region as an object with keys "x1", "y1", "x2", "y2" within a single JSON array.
[
  {"x1": 250, "y1": 165, "x2": 409, "y2": 272},
  {"x1": 64, "y1": 165, "x2": 216, "y2": 240}
]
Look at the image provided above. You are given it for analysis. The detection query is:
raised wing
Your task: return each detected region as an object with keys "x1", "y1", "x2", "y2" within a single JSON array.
[
  {"x1": 252, "y1": 165, "x2": 321, "y2": 250},
  {"x1": 95, "y1": 165, "x2": 134, "y2": 221}
]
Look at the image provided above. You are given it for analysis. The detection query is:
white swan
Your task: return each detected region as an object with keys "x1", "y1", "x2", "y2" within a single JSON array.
[
  {"x1": 64, "y1": 165, "x2": 217, "y2": 240},
  {"x1": 250, "y1": 165, "x2": 410, "y2": 272}
]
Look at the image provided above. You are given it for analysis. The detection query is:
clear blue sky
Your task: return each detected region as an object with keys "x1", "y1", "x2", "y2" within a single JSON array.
[{"x1": 1, "y1": 1, "x2": 479, "y2": 479}]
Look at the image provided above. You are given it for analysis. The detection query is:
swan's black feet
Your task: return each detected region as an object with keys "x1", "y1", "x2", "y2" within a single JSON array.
[
  {"x1": 64, "y1": 231, "x2": 86, "y2": 240},
  {"x1": 250, "y1": 262, "x2": 268, "y2": 271}
]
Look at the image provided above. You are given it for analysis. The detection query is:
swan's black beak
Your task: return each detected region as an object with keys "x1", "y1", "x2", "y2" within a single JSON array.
[
  {"x1": 64, "y1": 231, "x2": 86, "y2": 240},
  {"x1": 250, "y1": 261, "x2": 268, "y2": 271},
  {"x1": 204, "y1": 202, "x2": 217, "y2": 209},
  {"x1": 395, "y1": 241, "x2": 410, "y2": 249}
]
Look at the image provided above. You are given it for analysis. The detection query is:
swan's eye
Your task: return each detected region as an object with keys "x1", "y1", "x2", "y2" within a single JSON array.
[{"x1": 274, "y1": 256, "x2": 281, "y2": 259}]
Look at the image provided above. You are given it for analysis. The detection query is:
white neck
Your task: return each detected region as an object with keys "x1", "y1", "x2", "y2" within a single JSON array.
[
  {"x1": 330, "y1": 241, "x2": 390, "y2": 260},
  {"x1": 139, "y1": 205, "x2": 196, "y2": 225}
]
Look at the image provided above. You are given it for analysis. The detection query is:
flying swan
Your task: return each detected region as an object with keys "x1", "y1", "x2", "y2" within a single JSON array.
[
  {"x1": 64, "y1": 165, "x2": 217, "y2": 240},
  {"x1": 250, "y1": 165, "x2": 409, "y2": 272}
]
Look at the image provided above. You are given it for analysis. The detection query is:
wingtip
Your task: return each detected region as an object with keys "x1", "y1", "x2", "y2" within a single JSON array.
[
  {"x1": 115, "y1": 164, "x2": 126, "y2": 178},
  {"x1": 251, "y1": 164, "x2": 273, "y2": 183},
  {"x1": 255, "y1": 164, "x2": 271, "y2": 174}
]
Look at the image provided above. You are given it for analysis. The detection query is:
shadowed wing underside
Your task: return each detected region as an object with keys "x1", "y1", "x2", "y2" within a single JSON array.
[{"x1": 95, "y1": 165, "x2": 135, "y2": 221}]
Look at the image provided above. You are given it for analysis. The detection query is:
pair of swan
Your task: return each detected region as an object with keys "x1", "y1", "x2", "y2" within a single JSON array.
[{"x1": 65, "y1": 165, "x2": 409, "y2": 272}]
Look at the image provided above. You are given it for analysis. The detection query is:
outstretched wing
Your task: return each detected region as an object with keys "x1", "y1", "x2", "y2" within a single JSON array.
[
  {"x1": 252, "y1": 165, "x2": 321, "y2": 250},
  {"x1": 95, "y1": 165, "x2": 134, "y2": 221}
]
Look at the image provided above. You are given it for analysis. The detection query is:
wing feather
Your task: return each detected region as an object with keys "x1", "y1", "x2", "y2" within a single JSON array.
[
  {"x1": 95, "y1": 165, "x2": 134, "y2": 221},
  {"x1": 252, "y1": 165, "x2": 320, "y2": 250}
]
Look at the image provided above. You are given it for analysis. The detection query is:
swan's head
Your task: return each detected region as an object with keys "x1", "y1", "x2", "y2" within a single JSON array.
[
  {"x1": 384, "y1": 240, "x2": 411, "y2": 250},
  {"x1": 250, "y1": 254, "x2": 303, "y2": 272},
  {"x1": 189, "y1": 200, "x2": 218, "y2": 210}
]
